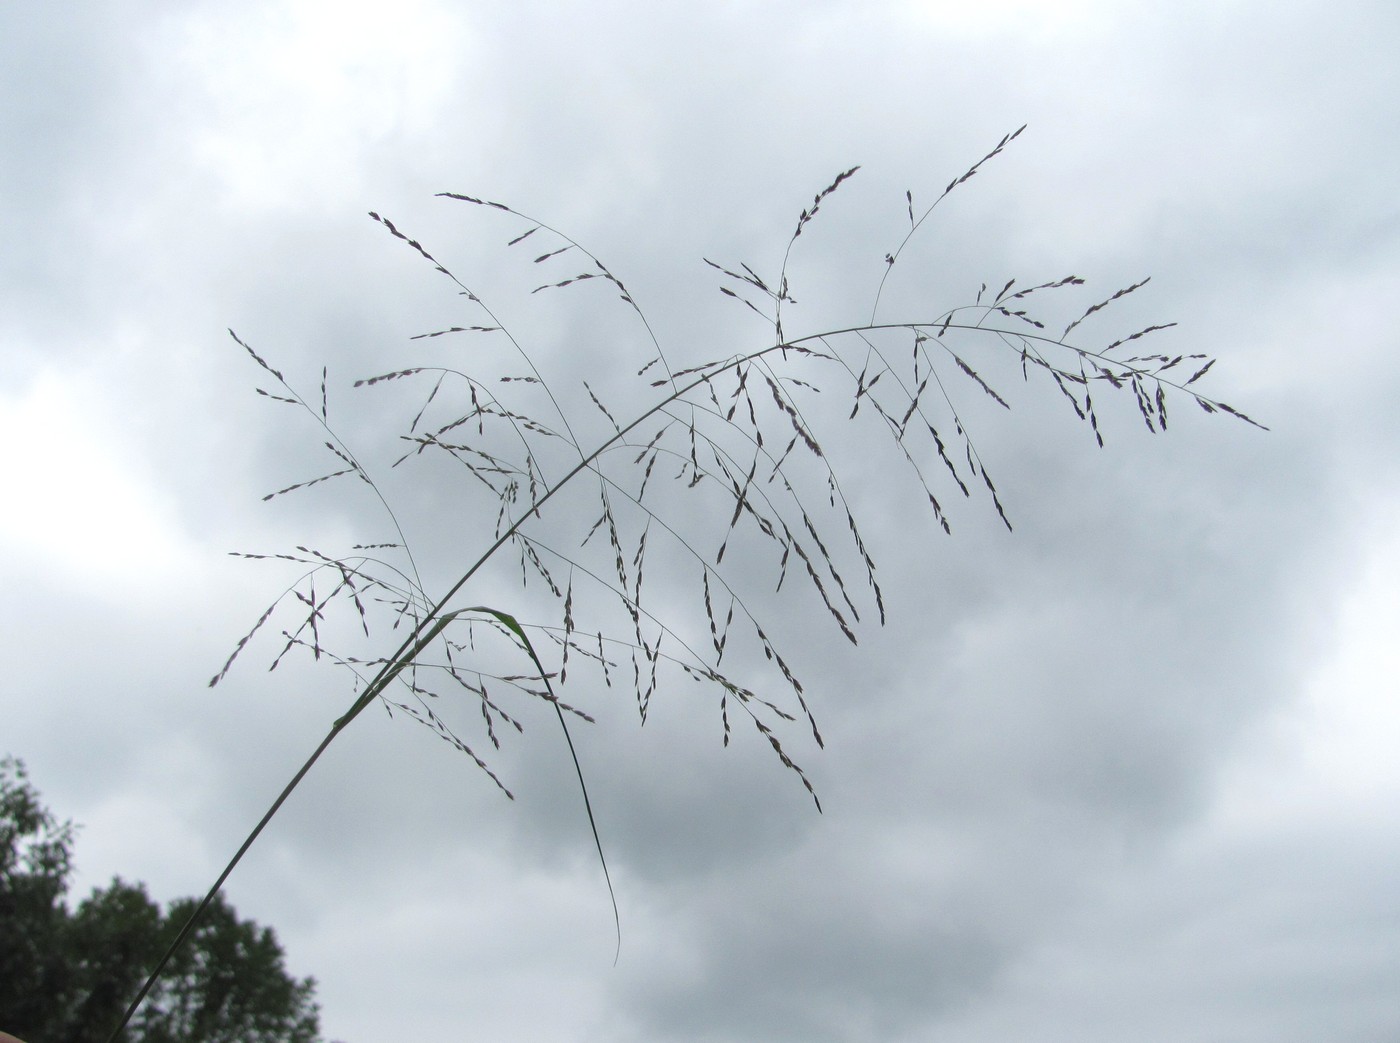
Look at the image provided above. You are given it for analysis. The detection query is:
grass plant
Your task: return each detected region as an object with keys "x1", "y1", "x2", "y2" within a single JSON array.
[{"x1": 107, "y1": 127, "x2": 1262, "y2": 1040}]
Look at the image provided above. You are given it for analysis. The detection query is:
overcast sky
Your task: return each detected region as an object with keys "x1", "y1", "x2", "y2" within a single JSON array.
[{"x1": 3, "y1": 2, "x2": 1398, "y2": 1041}]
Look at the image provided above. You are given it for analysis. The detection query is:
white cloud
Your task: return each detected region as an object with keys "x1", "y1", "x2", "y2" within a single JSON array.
[
  {"x1": 1211, "y1": 499, "x2": 1400, "y2": 835},
  {"x1": 899, "y1": 0, "x2": 1111, "y2": 38},
  {"x1": 0, "y1": 368, "x2": 198, "y2": 584},
  {"x1": 146, "y1": 0, "x2": 474, "y2": 213}
]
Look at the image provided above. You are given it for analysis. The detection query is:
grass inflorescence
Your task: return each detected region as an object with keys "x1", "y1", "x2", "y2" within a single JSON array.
[{"x1": 108, "y1": 127, "x2": 1262, "y2": 1041}]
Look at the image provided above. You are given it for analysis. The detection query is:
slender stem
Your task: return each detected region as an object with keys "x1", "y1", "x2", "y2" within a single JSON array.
[{"x1": 105, "y1": 721, "x2": 344, "y2": 1043}]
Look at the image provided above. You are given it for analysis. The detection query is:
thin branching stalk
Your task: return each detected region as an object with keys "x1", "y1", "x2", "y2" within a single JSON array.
[{"x1": 108, "y1": 128, "x2": 1262, "y2": 1038}]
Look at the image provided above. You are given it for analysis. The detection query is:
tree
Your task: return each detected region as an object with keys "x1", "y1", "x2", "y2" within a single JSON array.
[
  {"x1": 0, "y1": 757, "x2": 324, "y2": 1043},
  {"x1": 0, "y1": 756, "x2": 74, "y2": 1041},
  {"x1": 117, "y1": 128, "x2": 1263, "y2": 1030},
  {"x1": 63, "y1": 879, "x2": 165, "y2": 1041}
]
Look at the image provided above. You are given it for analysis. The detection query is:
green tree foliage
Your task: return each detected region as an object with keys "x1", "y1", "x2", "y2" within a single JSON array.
[
  {"x1": 0, "y1": 757, "x2": 324, "y2": 1043},
  {"x1": 0, "y1": 756, "x2": 75, "y2": 1040}
]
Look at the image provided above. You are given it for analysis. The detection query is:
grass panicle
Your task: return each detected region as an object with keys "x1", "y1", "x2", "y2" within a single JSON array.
[{"x1": 109, "y1": 127, "x2": 1262, "y2": 1041}]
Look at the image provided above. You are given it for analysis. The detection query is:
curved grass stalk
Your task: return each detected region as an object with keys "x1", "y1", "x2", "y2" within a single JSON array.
[{"x1": 108, "y1": 139, "x2": 1264, "y2": 1037}]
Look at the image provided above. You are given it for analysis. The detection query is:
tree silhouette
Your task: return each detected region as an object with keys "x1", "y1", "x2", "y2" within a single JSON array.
[{"x1": 0, "y1": 758, "x2": 324, "y2": 1043}]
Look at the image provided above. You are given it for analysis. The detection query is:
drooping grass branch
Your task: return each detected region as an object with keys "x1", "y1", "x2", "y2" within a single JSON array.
[{"x1": 108, "y1": 127, "x2": 1262, "y2": 1040}]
